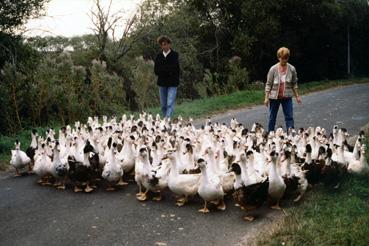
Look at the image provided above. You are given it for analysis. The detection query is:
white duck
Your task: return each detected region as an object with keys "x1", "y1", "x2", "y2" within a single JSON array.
[
  {"x1": 116, "y1": 135, "x2": 136, "y2": 184},
  {"x1": 268, "y1": 151, "x2": 286, "y2": 209},
  {"x1": 102, "y1": 142, "x2": 124, "y2": 191},
  {"x1": 165, "y1": 149, "x2": 201, "y2": 206},
  {"x1": 25, "y1": 129, "x2": 38, "y2": 168},
  {"x1": 197, "y1": 158, "x2": 225, "y2": 213},
  {"x1": 10, "y1": 140, "x2": 32, "y2": 176},
  {"x1": 134, "y1": 146, "x2": 151, "y2": 201},
  {"x1": 148, "y1": 156, "x2": 171, "y2": 201},
  {"x1": 51, "y1": 142, "x2": 69, "y2": 189},
  {"x1": 348, "y1": 144, "x2": 368, "y2": 176},
  {"x1": 33, "y1": 143, "x2": 53, "y2": 185}
]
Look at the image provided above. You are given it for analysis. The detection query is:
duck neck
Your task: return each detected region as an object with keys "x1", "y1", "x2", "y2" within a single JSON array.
[
  {"x1": 234, "y1": 174, "x2": 243, "y2": 189},
  {"x1": 353, "y1": 141, "x2": 360, "y2": 160},
  {"x1": 270, "y1": 155, "x2": 281, "y2": 179},
  {"x1": 360, "y1": 151, "x2": 367, "y2": 165},
  {"x1": 200, "y1": 167, "x2": 209, "y2": 180},
  {"x1": 325, "y1": 155, "x2": 332, "y2": 166},
  {"x1": 15, "y1": 149, "x2": 22, "y2": 162},
  {"x1": 338, "y1": 145, "x2": 345, "y2": 159},
  {"x1": 207, "y1": 152, "x2": 217, "y2": 173},
  {"x1": 53, "y1": 149, "x2": 60, "y2": 161},
  {"x1": 291, "y1": 150, "x2": 297, "y2": 164},
  {"x1": 306, "y1": 151, "x2": 312, "y2": 164},
  {"x1": 285, "y1": 155, "x2": 291, "y2": 175},
  {"x1": 247, "y1": 157, "x2": 256, "y2": 174},
  {"x1": 169, "y1": 157, "x2": 179, "y2": 177},
  {"x1": 240, "y1": 159, "x2": 248, "y2": 181},
  {"x1": 84, "y1": 152, "x2": 91, "y2": 167},
  {"x1": 31, "y1": 134, "x2": 38, "y2": 148}
]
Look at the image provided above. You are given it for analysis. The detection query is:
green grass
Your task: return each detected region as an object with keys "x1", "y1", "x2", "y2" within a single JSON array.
[
  {"x1": 257, "y1": 135, "x2": 369, "y2": 246},
  {"x1": 174, "y1": 89, "x2": 264, "y2": 118},
  {"x1": 1, "y1": 77, "x2": 368, "y2": 171}
]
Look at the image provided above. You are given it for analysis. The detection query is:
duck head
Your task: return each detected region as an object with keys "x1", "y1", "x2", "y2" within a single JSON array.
[
  {"x1": 197, "y1": 158, "x2": 207, "y2": 170},
  {"x1": 230, "y1": 163, "x2": 241, "y2": 175}
]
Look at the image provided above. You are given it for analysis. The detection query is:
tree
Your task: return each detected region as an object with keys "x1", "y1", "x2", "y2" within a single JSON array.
[
  {"x1": 0, "y1": 0, "x2": 49, "y2": 33},
  {"x1": 90, "y1": 0, "x2": 143, "y2": 64}
]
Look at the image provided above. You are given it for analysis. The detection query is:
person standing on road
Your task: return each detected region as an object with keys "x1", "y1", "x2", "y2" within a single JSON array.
[
  {"x1": 264, "y1": 47, "x2": 302, "y2": 133},
  {"x1": 154, "y1": 36, "x2": 180, "y2": 119}
]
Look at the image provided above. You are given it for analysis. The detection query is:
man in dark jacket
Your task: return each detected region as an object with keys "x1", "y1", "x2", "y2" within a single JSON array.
[{"x1": 154, "y1": 36, "x2": 180, "y2": 119}]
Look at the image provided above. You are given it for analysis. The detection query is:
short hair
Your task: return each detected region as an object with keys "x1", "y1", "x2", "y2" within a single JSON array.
[
  {"x1": 277, "y1": 47, "x2": 290, "y2": 58},
  {"x1": 157, "y1": 36, "x2": 171, "y2": 45}
]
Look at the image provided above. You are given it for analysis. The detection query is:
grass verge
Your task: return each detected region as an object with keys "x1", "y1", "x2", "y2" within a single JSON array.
[{"x1": 256, "y1": 134, "x2": 369, "y2": 246}]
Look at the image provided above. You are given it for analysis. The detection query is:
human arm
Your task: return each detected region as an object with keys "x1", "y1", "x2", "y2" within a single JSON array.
[
  {"x1": 292, "y1": 88, "x2": 302, "y2": 104},
  {"x1": 291, "y1": 66, "x2": 301, "y2": 104},
  {"x1": 264, "y1": 67, "x2": 274, "y2": 106},
  {"x1": 154, "y1": 54, "x2": 161, "y2": 76}
]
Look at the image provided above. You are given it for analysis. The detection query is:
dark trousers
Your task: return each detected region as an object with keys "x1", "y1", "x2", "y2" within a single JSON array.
[{"x1": 268, "y1": 98, "x2": 294, "y2": 132}]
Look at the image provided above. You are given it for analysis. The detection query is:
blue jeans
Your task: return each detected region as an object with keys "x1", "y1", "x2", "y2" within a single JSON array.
[
  {"x1": 159, "y1": 86, "x2": 177, "y2": 118},
  {"x1": 268, "y1": 98, "x2": 294, "y2": 132}
]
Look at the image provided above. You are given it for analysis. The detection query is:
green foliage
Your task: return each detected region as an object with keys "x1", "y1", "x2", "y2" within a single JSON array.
[
  {"x1": 201, "y1": 69, "x2": 222, "y2": 96},
  {"x1": 0, "y1": 50, "x2": 128, "y2": 134},
  {"x1": 130, "y1": 56, "x2": 159, "y2": 110},
  {"x1": 0, "y1": 0, "x2": 49, "y2": 33},
  {"x1": 226, "y1": 56, "x2": 249, "y2": 93},
  {"x1": 89, "y1": 60, "x2": 127, "y2": 115}
]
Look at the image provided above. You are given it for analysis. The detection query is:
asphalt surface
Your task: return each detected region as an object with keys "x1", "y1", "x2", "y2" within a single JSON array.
[
  {"x1": 207, "y1": 83, "x2": 369, "y2": 134},
  {"x1": 1, "y1": 83, "x2": 369, "y2": 246}
]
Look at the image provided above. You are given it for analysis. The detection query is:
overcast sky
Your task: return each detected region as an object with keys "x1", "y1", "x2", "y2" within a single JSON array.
[{"x1": 25, "y1": 0, "x2": 141, "y2": 37}]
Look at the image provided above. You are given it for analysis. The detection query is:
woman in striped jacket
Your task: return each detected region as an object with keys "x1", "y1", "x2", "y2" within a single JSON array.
[{"x1": 264, "y1": 47, "x2": 302, "y2": 133}]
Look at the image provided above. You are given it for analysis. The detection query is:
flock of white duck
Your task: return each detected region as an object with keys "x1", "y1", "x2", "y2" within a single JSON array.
[{"x1": 10, "y1": 113, "x2": 368, "y2": 220}]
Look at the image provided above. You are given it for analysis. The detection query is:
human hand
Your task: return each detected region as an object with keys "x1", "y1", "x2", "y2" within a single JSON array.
[
  {"x1": 264, "y1": 98, "x2": 269, "y2": 107},
  {"x1": 296, "y1": 95, "x2": 302, "y2": 104}
]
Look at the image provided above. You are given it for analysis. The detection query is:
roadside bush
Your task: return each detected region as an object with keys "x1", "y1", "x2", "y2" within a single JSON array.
[
  {"x1": 225, "y1": 56, "x2": 249, "y2": 93},
  {"x1": 130, "y1": 56, "x2": 159, "y2": 111}
]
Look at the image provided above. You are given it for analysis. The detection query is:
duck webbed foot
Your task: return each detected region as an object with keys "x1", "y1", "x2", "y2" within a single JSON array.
[
  {"x1": 43, "y1": 177, "x2": 52, "y2": 186},
  {"x1": 106, "y1": 184, "x2": 116, "y2": 191},
  {"x1": 198, "y1": 201, "x2": 210, "y2": 213},
  {"x1": 74, "y1": 185, "x2": 83, "y2": 192},
  {"x1": 136, "y1": 191, "x2": 144, "y2": 197},
  {"x1": 28, "y1": 164, "x2": 34, "y2": 173},
  {"x1": 14, "y1": 169, "x2": 22, "y2": 177},
  {"x1": 176, "y1": 196, "x2": 187, "y2": 206},
  {"x1": 137, "y1": 191, "x2": 148, "y2": 201},
  {"x1": 270, "y1": 200, "x2": 282, "y2": 210},
  {"x1": 56, "y1": 185, "x2": 66, "y2": 190},
  {"x1": 242, "y1": 215, "x2": 256, "y2": 222},
  {"x1": 152, "y1": 192, "x2": 162, "y2": 201},
  {"x1": 85, "y1": 184, "x2": 94, "y2": 193},
  {"x1": 117, "y1": 177, "x2": 129, "y2": 186},
  {"x1": 294, "y1": 194, "x2": 303, "y2": 202},
  {"x1": 216, "y1": 199, "x2": 226, "y2": 211}
]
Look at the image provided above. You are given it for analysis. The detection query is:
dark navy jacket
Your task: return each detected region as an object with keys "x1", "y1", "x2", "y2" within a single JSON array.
[{"x1": 154, "y1": 50, "x2": 180, "y2": 87}]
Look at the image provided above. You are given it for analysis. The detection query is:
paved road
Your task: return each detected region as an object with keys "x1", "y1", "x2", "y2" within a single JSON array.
[
  {"x1": 1, "y1": 83, "x2": 368, "y2": 246},
  {"x1": 207, "y1": 83, "x2": 369, "y2": 134}
]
